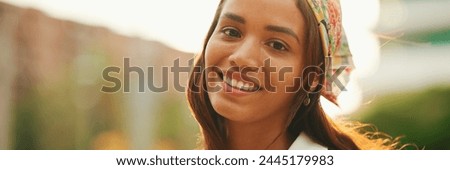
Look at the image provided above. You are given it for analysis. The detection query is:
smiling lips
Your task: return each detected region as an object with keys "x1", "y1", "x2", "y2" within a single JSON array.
[{"x1": 220, "y1": 69, "x2": 261, "y2": 92}]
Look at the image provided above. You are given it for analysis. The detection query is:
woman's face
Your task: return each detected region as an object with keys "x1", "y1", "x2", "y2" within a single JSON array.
[{"x1": 205, "y1": 0, "x2": 306, "y2": 123}]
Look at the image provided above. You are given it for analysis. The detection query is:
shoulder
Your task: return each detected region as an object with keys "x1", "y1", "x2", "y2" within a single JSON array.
[{"x1": 288, "y1": 133, "x2": 328, "y2": 150}]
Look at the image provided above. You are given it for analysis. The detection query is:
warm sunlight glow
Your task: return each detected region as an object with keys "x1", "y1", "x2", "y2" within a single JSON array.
[
  {"x1": 3, "y1": 0, "x2": 220, "y2": 53},
  {"x1": 3, "y1": 0, "x2": 380, "y2": 117},
  {"x1": 322, "y1": 0, "x2": 380, "y2": 117}
]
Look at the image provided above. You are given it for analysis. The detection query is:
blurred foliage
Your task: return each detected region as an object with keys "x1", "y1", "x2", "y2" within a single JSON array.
[
  {"x1": 352, "y1": 86, "x2": 450, "y2": 150},
  {"x1": 401, "y1": 30, "x2": 450, "y2": 45},
  {"x1": 153, "y1": 97, "x2": 199, "y2": 150},
  {"x1": 12, "y1": 48, "x2": 126, "y2": 150}
]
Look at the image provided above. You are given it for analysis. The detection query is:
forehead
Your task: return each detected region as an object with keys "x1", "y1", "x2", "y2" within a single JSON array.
[{"x1": 220, "y1": 0, "x2": 305, "y2": 29}]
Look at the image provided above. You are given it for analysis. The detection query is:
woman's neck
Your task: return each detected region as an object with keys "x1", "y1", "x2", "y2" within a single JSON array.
[{"x1": 226, "y1": 115, "x2": 292, "y2": 150}]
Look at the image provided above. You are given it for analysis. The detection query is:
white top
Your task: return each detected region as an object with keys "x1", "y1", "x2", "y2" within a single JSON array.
[{"x1": 288, "y1": 133, "x2": 328, "y2": 150}]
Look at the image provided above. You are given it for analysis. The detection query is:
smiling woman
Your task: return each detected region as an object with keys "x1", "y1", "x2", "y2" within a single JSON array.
[{"x1": 187, "y1": 0, "x2": 399, "y2": 150}]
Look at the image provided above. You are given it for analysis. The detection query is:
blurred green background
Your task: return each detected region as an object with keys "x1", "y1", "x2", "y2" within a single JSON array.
[
  {"x1": 352, "y1": 86, "x2": 450, "y2": 149},
  {"x1": 1, "y1": 0, "x2": 449, "y2": 150}
]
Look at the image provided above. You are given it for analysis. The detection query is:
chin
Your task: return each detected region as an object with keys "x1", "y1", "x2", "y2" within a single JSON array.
[{"x1": 209, "y1": 98, "x2": 264, "y2": 123}]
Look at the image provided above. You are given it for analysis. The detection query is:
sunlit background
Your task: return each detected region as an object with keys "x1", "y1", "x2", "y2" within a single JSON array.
[{"x1": 0, "y1": 0, "x2": 449, "y2": 149}]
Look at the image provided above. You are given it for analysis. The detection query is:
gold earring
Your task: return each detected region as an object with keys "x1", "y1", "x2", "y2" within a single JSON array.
[{"x1": 304, "y1": 93, "x2": 311, "y2": 106}]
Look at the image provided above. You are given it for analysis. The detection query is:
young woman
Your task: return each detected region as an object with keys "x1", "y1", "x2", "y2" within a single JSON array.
[{"x1": 187, "y1": 0, "x2": 397, "y2": 150}]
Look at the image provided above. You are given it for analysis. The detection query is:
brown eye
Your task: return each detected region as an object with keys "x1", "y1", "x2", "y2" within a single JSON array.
[
  {"x1": 267, "y1": 41, "x2": 287, "y2": 51},
  {"x1": 222, "y1": 27, "x2": 242, "y2": 38}
]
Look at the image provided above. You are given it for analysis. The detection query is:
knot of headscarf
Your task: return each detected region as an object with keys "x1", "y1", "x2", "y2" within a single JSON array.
[{"x1": 306, "y1": 0, "x2": 354, "y2": 105}]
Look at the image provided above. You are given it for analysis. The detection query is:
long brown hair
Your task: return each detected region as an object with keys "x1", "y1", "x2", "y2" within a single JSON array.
[{"x1": 187, "y1": 0, "x2": 398, "y2": 150}]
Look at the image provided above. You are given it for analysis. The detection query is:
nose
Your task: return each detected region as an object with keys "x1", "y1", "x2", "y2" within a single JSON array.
[{"x1": 228, "y1": 37, "x2": 262, "y2": 68}]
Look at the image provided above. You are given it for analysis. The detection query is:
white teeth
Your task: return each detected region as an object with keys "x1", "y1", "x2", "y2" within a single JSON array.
[
  {"x1": 243, "y1": 83, "x2": 250, "y2": 91},
  {"x1": 224, "y1": 75, "x2": 258, "y2": 92},
  {"x1": 231, "y1": 78, "x2": 238, "y2": 88},
  {"x1": 236, "y1": 81, "x2": 244, "y2": 89},
  {"x1": 225, "y1": 76, "x2": 232, "y2": 85},
  {"x1": 248, "y1": 83, "x2": 257, "y2": 91}
]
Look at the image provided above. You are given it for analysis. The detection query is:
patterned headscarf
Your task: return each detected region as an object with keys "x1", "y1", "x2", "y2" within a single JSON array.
[{"x1": 306, "y1": 0, "x2": 354, "y2": 105}]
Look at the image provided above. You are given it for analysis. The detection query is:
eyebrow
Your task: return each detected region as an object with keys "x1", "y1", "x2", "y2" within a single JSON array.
[
  {"x1": 265, "y1": 25, "x2": 300, "y2": 43},
  {"x1": 223, "y1": 12, "x2": 246, "y2": 24},
  {"x1": 222, "y1": 12, "x2": 300, "y2": 43}
]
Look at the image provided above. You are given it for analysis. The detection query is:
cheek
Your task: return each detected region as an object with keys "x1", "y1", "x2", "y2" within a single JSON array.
[
  {"x1": 270, "y1": 62, "x2": 302, "y2": 92},
  {"x1": 205, "y1": 38, "x2": 227, "y2": 67}
]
